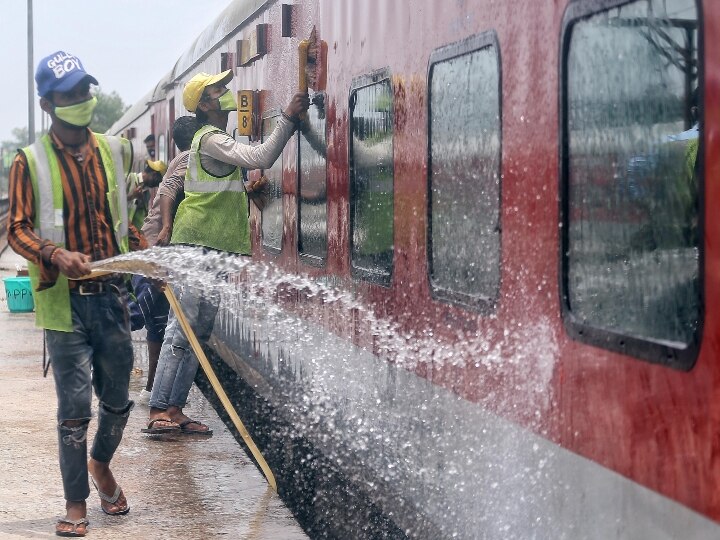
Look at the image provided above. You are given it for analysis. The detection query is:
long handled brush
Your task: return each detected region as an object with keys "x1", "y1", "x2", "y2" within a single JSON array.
[{"x1": 298, "y1": 27, "x2": 328, "y2": 121}]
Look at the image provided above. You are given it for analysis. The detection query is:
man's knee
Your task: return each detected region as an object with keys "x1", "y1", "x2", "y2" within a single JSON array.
[
  {"x1": 58, "y1": 418, "x2": 90, "y2": 447},
  {"x1": 99, "y1": 400, "x2": 134, "y2": 417}
]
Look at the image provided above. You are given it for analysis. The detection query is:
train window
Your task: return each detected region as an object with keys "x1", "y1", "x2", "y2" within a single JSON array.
[
  {"x1": 561, "y1": 0, "x2": 702, "y2": 369},
  {"x1": 349, "y1": 70, "x2": 394, "y2": 286},
  {"x1": 428, "y1": 32, "x2": 501, "y2": 311},
  {"x1": 261, "y1": 112, "x2": 283, "y2": 253},
  {"x1": 157, "y1": 133, "x2": 167, "y2": 164},
  {"x1": 298, "y1": 96, "x2": 328, "y2": 265}
]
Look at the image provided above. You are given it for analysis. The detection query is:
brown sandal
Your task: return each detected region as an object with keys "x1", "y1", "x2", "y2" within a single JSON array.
[
  {"x1": 179, "y1": 419, "x2": 213, "y2": 436},
  {"x1": 55, "y1": 517, "x2": 89, "y2": 537},
  {"x1": 91, "y1": 477, "x2": 130, "y2": 515},
  {"x1": 141, "y1": 417, "x2": 181, "y2": 434}
]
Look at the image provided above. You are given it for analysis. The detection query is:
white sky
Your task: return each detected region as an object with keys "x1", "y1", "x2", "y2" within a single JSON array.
[{"x1": 0, "y1": 0, "x2": 235, "y2": 142}]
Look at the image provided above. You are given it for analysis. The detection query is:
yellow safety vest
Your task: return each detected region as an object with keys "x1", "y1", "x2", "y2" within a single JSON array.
[
  {"x1": 21, "y1": 133, "x2": 132, "y2": 332},
  {"x1": 171, "y1": 124, "x2": 251, "y2": 254}
]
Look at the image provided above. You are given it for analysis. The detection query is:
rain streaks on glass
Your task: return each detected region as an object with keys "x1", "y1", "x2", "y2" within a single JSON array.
[
  {"x1": 350, "y1": 78, "x2": 394, "y2": 285},
  {"x1": 565, "y1": 0, "x2": 700, "y2": 348},
  {"x1": 261, "y1": 115, "x2": 283, "y2": 252},
  {"x1": 429, "y1": 41, "x2": 501, "y2": 309}
]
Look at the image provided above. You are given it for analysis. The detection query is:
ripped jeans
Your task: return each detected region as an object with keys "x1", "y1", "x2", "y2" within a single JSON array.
[
  {"x1": 149, "y1": 284, "x2": 219, "y2": 410},
  {"x1": 46, "y1": 287, "x2": 135, "y2": 502}
]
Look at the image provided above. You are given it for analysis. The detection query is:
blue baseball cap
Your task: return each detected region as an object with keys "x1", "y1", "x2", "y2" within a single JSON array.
[{"x1": 35, "y1": 51, "x2": 98, "y2": 98}]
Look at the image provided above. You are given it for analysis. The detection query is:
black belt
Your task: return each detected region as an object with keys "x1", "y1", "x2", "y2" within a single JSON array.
[{"x1": 70, "y1": 279, "x2": 124, "y2": 296}]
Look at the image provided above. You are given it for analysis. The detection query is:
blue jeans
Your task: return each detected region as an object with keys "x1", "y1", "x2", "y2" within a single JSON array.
[
  {"x1": 149, "y1": 284, "x2": 219, "y2": 410},
  {"x1": 46, "y1": 285, "x2": 135, "y2": 502}
]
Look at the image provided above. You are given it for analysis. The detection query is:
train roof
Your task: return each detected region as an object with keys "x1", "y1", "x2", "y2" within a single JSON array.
[{"x1": 108, "y1": 0, "x2": 269, "y2": 134}]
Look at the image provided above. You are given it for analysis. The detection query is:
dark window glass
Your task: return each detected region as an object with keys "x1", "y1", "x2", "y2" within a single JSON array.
[
  {"x1": 428, "y1": 36, "x2": 501, "y2": 309},
  {"x1": 298, "y1": 101, "x2": 328, "y2": 263},
  {"x1": 564, "y1": 0, "x2": 701, "y2": 361},
  {"x1": 349, "y1": 75, "x2": 394, "y2": 285},
  {"x1": 261, "y1": 114, "x2": 283, "y2": 252}
]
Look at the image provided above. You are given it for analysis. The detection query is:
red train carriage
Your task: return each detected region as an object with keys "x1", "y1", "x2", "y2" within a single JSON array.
[{"x1": 109, "y1": 0, "x2": 719, "y2": 537}]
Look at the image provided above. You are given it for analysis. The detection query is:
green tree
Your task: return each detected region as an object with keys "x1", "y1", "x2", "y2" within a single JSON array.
[
  {"x1": 1, "y1": 127, "x2": 40, "y2": 151},
  {"x1": 91, "y1": 90, "x2": 129, "y2": 133}
]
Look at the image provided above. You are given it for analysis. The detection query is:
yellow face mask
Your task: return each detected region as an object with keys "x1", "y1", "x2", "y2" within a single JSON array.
[
  {"x1": 54, "y1": 96, "x2": 97, "y2": 127},
  {"x1": 217, "y1": 90, "x2": 237, "y2": 112}
]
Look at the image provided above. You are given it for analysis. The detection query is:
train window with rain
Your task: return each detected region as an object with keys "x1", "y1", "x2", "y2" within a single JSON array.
[
  {"x1": 298, "y1": 95, "x2": 328, "y2": 265},
  {"x1": 561, "y1": 0, "x2": 702, "y2": 369},
  {"x1": 428, "y1": 33, "x2": 501, "y2": 311},
  {"x1": 261, "y1": 112, "x2": 283, "y2": 253},
  {"x1": 349, "y1": 70, "x2": 394, "y2": 286}
]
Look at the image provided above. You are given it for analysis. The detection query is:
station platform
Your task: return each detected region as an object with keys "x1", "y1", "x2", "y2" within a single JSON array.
[{"x1": 0, "y1": 246, "x2": 308, "y2": 539}]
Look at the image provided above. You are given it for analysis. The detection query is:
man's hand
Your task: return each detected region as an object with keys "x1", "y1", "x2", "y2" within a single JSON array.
[
  {"x1": 53, "y1": 249, "x2": 92, "y2": 279},
  {"x1": 245, "y1": 175, "x2": 268, "y2": 194},
  {"x1": 127, "y1": 185, "x2": 144, "y2": 201},
  {"x1": 245, "y1": 175, "x2": 270, "y2": 211},
  {"x1": 284, "y1": 93, "x2": 310, "y2": 121},
  {"x1": 149, "y1": 278, "x2": 166, "y2": 292},
  {"x1": 156, "y1": 225, "x2": 173, "y2": 247}
]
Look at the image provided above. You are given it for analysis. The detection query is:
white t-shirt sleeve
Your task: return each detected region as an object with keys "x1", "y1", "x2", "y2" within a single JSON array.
[{"x1": 201, "y1": 116, "x2": 295, "y2": 170}]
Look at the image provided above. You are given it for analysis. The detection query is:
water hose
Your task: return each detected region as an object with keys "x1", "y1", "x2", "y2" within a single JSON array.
[{"x1": 78, "y1": 270, "x2": 278, "y2": 491}]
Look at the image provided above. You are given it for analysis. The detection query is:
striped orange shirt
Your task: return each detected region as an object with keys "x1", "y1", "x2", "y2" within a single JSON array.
[{"x1": 7, "y1": 129, "x2": 146, "y2": 290}]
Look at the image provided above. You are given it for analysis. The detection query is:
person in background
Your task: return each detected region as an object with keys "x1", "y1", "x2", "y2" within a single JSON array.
[
  {"x1": 6, "y1": 50, "x2": 146, "y2": 538},
  {"x1": 129, "y1": 116, "x2": 200, "y2": 406},
  {"x1": 144, "y1": 134, "x2": 156, "y2": 159},
  {"x1": 143, "y1": 70, "x2": 308, "y2": 435},
  {"x1": 126, "y1": 159, "x2": 166, "y2": 231}
]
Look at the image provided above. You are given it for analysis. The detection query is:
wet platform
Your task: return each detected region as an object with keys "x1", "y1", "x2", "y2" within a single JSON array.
[{"x1": 0, "y1": 247, "x2": 309, "y2": 539}]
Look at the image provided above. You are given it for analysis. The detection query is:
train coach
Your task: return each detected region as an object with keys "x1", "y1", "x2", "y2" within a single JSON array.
[{"x1": 110, "y1": 0, "x2": 719, "y2": 538}]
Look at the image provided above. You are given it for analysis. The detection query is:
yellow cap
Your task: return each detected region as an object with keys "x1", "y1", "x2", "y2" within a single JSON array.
[
  {"x1": 146, "y1": 159, "x2": 168, "y2": 175},
  {"x1": 182, "y1": 70, "x2": 234, "y2": 112}
]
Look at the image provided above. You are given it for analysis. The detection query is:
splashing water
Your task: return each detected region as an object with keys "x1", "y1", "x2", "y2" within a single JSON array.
[
  {"x1": 92, "y1": 246, "x2": 562, "y2": 539},
  {"x1": 90, "y1": 246, "x2": 555, "y2": 391}
]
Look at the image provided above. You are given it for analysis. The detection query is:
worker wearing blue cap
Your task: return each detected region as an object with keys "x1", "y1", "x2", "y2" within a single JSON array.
[{"x1": 7, "y1": 50, "x2": 144, "y2": 537}]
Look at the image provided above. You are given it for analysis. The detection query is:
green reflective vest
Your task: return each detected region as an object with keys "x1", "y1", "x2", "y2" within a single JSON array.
[
  {"x1": 21, "y1": 133, "x2": 132, "y2": 332},
  {"x1": 171, "y1": 124, "x2": 251, "y2": 254},
  {"x1": 127, "y1": 171, "x2": 148, "y2": 230}
]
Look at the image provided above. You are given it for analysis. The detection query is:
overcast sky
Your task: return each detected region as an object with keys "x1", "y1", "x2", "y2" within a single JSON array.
[{"x1": 0, "y1": 0, "x2": 234, "y2": 142}]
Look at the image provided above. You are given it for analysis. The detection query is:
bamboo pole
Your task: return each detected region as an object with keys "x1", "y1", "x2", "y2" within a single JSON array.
[{"x1": 164, "y1": 285, "x2": 277, "y2": 491}]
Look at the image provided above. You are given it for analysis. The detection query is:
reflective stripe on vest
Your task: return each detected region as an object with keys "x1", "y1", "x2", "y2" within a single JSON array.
[
  {"x1": 96, "y1": 134, "x2": 130, "y2": 250},
  {"x1": 24, "y1": 137, "x2": 65, "y2": 244},
  {"x1": 184, "y1": 179, "x2": 245, "y2": 192}
]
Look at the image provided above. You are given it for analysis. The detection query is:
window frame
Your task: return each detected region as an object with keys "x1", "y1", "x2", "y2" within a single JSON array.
[
  {"x1": 348, "y1": 67, "x2": 395, "y2": 287},
  {"x1": 426, "y1": 31, "x2": 503, "y2": 314},
  {"x1": 558, "y1": 0, "x2": 705, "y2": 370},
  {"x1": 260, "y1": 108, "x2": 283, "y2": 256},
  {"x1": 297, "y1": 97, "x2": 328, "y2": 268}
]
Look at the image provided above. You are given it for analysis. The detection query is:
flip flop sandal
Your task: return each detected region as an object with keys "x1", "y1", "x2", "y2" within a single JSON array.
[
  {"x1": 179, "y1": 419, "x2": 213, "y2": 436},
  {"x1": 55, "y1": 517, "x2": 89, "y2": 537},
  {"x1": 91, "y1": 478, "x2": 130, "y2": 516},
  {"x1": 141, "y1": 417, "x2": 181, "y2": 434}
]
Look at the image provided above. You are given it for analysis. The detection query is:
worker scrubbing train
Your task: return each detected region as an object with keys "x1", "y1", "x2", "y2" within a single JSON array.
[{"x1": 143, "y1": 70, "x2": 309, "y2": 436}]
